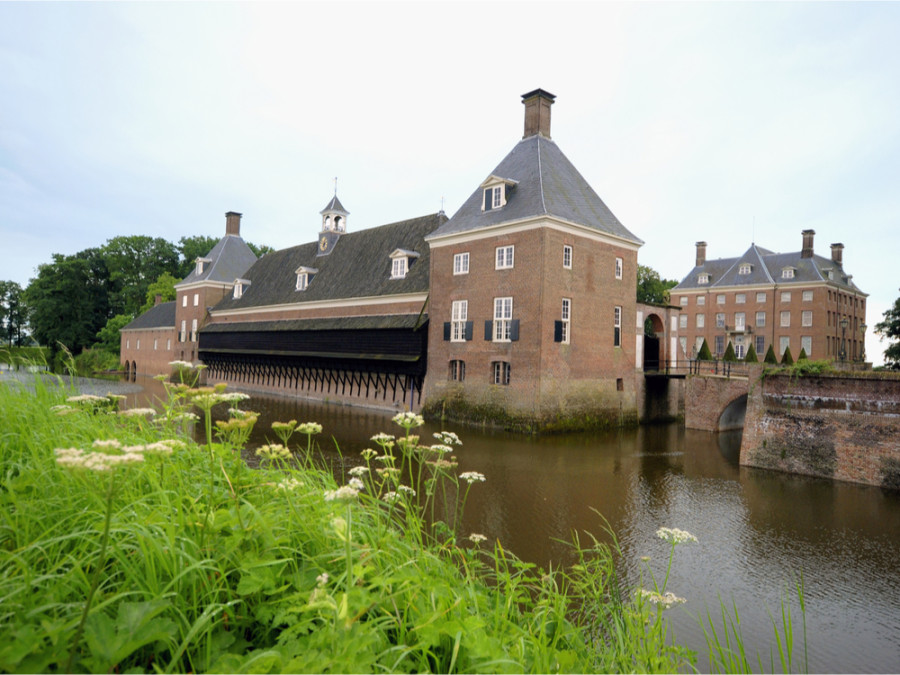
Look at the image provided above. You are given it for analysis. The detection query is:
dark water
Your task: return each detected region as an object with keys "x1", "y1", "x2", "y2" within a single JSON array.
[{"x1": 130, "y1": 377, "x2": 900, "y2": 673}]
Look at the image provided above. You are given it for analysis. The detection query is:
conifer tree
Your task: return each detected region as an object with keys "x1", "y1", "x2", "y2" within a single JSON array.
[
  {"x1": 744, "y1": 343, "x2": 758, "y2": 363},
  {"x1": 698, "y1": 338, "x2": 713, "y2": 361},
  {"x1": 782, "y1": 346, "x2": 794, "y2": 365},
  {"x1": 723, "y1": 341, "x2": 737, "y2": 362},
  {"x1": 764, "y1": 344, "x2": 778, "y2": 364},
  {"x1": 798, "y1": 347, "x2": 809, "y2": 361}
]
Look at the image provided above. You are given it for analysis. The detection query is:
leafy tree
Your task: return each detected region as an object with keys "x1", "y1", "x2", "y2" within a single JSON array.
[
  {"x1": 875, "y1": 289, "x2": 900, "y2": 370},
  {"x1": 95, "y1": 314, "x2": 133, "y2": 354},
  {"x1": 103, "y1": 236, "x2": 180, "y2": 317},
  {"x1": 138, "y1": 272, "x2": 179, "y2": 315},
  {"x1": 25, "y1": 256, "x2": 101, "y2": 360},
  {"x1": 697, "y1": 338, "x2": 713, "y2": 361},
  {"x1": 248, "y1": 242, "x2": 275, "y2": 258},
  {"x1": 797, "y1": 347, "x2": 809, "y2": 361},
  {"x1": 0, "y1": 281, "x2": 27, "y2": 347},
  {"x1": 744, "y1": 343, "x2": 758, "y2": 363},
  {"x1": 723, "y1": 341, "x2": 737, "y2": 362},
  {"x1": 637, "y1": 265, "x2": 679, "y2": 305},
  {"x1": 781, "y1": 346, "x2": 794, "y2": 365},
  {"x1": 763, "y1": 344, "x2": 778, "y2": 364}
]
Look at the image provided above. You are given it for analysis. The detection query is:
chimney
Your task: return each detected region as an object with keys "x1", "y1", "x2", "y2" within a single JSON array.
[
  {"x1": 154, "y1": 294, "x2": 162, "y2": 307},
  {"x1": 831, "y1": 242, "x2": 844, "y2": 265},
  {"x1": 522, "y1": 89, "x2": 556, "y2": 139},
  {"x1": 696, "y1": 241, "x2": 707, "y2": 267},
  {"x1": 225, "y1": 211, "x2": 242, "y2": 236},
  {"x1": 801, "y1": 229, "x2": 815, "y2": 258}
]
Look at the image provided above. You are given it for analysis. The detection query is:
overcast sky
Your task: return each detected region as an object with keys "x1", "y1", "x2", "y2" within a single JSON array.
[{"x1": 2, "y1": 2, "x2": 898, "y2": 364}]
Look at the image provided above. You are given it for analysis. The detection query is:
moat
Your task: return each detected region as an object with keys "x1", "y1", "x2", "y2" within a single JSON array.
[{"x1": 125, "y1": 377, "x2": 900, "y2": 673}]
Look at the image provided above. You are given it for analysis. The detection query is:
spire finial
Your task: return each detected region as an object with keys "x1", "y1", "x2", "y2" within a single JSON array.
[{"x1": 334, "y1": 176, "x2": 338, "y2": 197}]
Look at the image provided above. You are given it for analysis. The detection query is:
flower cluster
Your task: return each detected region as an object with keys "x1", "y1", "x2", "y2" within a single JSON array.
[
  {"x1": 433, "y1": 431, "x2": 462, "y2": 446},
  {"x1": 638, "y1": 589, "x2": 687, "y2": 608},
  {"x1": 56, "y1": 446, "x2": 142, "y2": 471},
  {"x1": 118, "y1": 407, "x2": 157, "y2": 418},
  {"x1": 468, "y1": 533, "x2": 487, "y2": 544},
  {"x1": 392, "y1": 411, "x2": 424, "y2": 430},
  {"x1": 298, "y1": 422, "x2": 323, "y2": 435},
  {"x1": 656, "y1": 527, "x2": 698, "y2": 545},
  {"x1": 324, "y1": 485, "x2": 360, "y2": 502},
  {"x1": 460, "y1": 471, "x2": 486, "y2": 484},
  {"x1": 348, "y1": 466, "x2": 369, "y2": 478},
  {"x1": 256, "y1": 444, "x2": 291, "y2": 461},
  {"x1": 274, "y1": 477, "x2": 304, "y2": 492}
]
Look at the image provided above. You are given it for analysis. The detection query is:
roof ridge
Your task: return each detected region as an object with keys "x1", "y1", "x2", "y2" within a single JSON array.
[{"x1": 537, "y1": 136, "x2": 547, "y2": 214}]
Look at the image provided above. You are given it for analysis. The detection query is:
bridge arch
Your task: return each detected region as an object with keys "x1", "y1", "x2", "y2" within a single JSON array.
[{"x1": 718, "y1": 393, "x2": 748, "y2": 431}]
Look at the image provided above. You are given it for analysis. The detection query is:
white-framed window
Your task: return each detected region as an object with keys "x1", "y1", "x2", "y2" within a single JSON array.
[
  {"x1": 180, "y1": 320, "x2": 186, "y2": 343},
  {"x1": 736, "y1": 293, "x2": 746, "y2": 304},
  {"x1": 451, "y1": 300, "x2": 468, "y2": 342},
  {"x1": 153, "y1": 338, "x2": 158, "y2": 350},
  {"x1": 560, "y1": 298, "x2": 571, "y2": 344},
  {"x1": 801, "y1": 336, "x2": 812, "y2": 355},
  {"x1": 679, "y1": 336, "x2": 688, "y2": 357},
  {"x1": 802, "y1": 290, "x2": 813, "y2": 302},
  {"x1": 781, "y1": 291, "x2": 792, "y2": 303},
  {"x1": 782, "y1": 268, "x2": 795, "y2": 279},
  {"x1": 483, "y1": 185, "x2": 504, "y2": 211},
  {"x1": 233, "y1": 283, "x2": 243, "y2": 299},
  {"x1": 296, "y1": 273, "x2": 309, "y2": 291},
  {"x1": 780, "y1": 311, "x2": 791, "y2": 327},
  {"x1": 697, "y1": 296, "x2": 706, "y2": 306},
  {"x1": 136, "y1": 339, "x2": 140, "y2": 350},
  {"x1": 191, "y1": 319, "x2": 198, "y2": 342},
  {"x1": 126, "y1": 339, "x2": 130, "y2": 349},
  {"x1": 193, "y1": 293, "x2": 199, "y2": 307},
  {"x1": 196, "y1": 261, "x2": 204, "y2": 275},
  {"x1": 493, "y1": 297, "x2": 513, "y2": 341},
  {"x1": 739, "y1": 263, "x2": 752, "y2": 275},
  {"x1": 166, "y1": 338, "x2": 171, "y2": 351},
  {"x1": 492, "y1": 361, "x2": 511, "y2": 385},
  {"x1": 391, "y1": 257, "x2": 408, "y2": 279},
  {"x1": 614, "y1": 306, "x2": 622, "y2": 347},
  {"x1": 756, "y1": 292, "x2": 766, "y2": 303},
  {"x1": 756, "y1": 336, "x2": 765, "y2": 355},
  {"x1": 717, "y1": 294, "x2": 726, "y2": 305},
  {"x1": 679, "y1": 314, "x2": 688, "y2": 329},
  {"x1": 756, "y1": 311, "x2": 766, "y2": 327},
  {"x1": 449, "y1": 360, "x2": 465, "y2": 381},
  {"x1": 495, "y1": 245, "x2": 514, "y2": 270},
  {"x1": 698, "y1": 273, "x2": 709, "y2": 285},
  {"x1": 716, "y1": 313, "x2": 726, "y2": 328},
  {"x1": 680, "y1": 296, "x2": 688, "y2": 307},
  {"x1": 182, "y1": 295, "x2": 187, "y2": 307},
  {"x1": 615, "y1": 257, "x2": 623, "y2": 279},
  {"x1": 563, "y1": 245, "x2": 572, "y2": 269},
  {"x1": 780, "y1": 336, "x2": 790, "y2": 355},
  {"x1": 735, "y1": 337, "x2": 746, "y2": 359},
  {"x1": 696, "y1": 313, "x2": 705, "y2": 329},
  {"x1": 735, "y1": 312, "x2": 746, "y2": 330},
  {"x1": 453, "y1": 252, "x2": 469, "y2": 275},
  {"x1": 801, "y1": 310, "x2": 813, "y2": 327},
  {"x1": 715, "y1": 336, "x2": 724, "y2": 355}
]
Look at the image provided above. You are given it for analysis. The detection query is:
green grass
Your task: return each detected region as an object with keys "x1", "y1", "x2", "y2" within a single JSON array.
[{"x1": 0, "y1": 372, "x2": 806, "y2": 673}]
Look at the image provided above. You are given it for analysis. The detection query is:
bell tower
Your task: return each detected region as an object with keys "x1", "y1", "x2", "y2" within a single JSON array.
[{"x1": 317, "y1": 192, "x2": 349, "y2": 257}]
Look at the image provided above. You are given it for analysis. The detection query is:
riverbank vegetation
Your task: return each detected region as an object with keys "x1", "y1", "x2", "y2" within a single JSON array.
[{"x1": 0, "y1": 372, "x2": 805, "y2": 673}]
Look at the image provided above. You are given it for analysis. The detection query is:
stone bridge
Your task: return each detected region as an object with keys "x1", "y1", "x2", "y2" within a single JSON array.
[{"x1": 684, "y1": 363, "x2": 756, "y2": 431}]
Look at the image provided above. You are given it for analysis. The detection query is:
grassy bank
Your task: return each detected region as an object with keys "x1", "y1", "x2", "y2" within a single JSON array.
[{"x1": 0, "y1": 373, "x2": 802, "y2": 673}]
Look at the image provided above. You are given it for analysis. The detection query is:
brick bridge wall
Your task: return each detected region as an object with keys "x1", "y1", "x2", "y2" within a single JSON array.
[
  {"x1": 684, "y1": 366, "x2": 756, "y2": 431},
  {"x1": 740, "y1": 372, "x2": 900, "y2": 489}
]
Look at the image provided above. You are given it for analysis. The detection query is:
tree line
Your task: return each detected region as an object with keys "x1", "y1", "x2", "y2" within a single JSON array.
[{"x1": 0, "y1": 234, "x2": 272, "y2": 367}]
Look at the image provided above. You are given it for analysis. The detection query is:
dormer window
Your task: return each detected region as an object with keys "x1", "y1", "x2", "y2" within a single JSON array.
[
  {"x1": 295, "y1": 266, "x2": 317, "y2": 291},
  {"x1": 390, "y1": 249, "x2": 419, "y2": 279},
  {"x1": 233, "y1": 278, "x2": 250, "y2": 299},
  {"x1": 739, "y1": 263, "x2": 752, "y2": 275},
  {"x1": 480, "y1": 175, "x2": 518, "y2": 212},
  {"x1": 698, "y1": 273, "x2": 710, "y2": 285},
  {"x1": 782, "y1": 267, "x2": 795, "y2": 279},
  {"x1": 195, "y1": 257, "x2": 211, "y2": 275},
  {"x1": 824, "y1": 268, "x2": 834, "y2": 280}
]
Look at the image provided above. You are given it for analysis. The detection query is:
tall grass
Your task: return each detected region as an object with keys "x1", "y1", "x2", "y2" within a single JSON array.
[{"x1": 0, "y1": 371, "x2": 805, "y2": 673}]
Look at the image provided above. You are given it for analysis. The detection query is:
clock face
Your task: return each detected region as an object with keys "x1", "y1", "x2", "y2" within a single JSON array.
[{"x1": 319, "y1": 236, "x2": 328, "y2": 252}]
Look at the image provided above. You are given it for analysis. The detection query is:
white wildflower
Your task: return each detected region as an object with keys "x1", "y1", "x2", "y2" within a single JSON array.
[
  {"x1": 348, "y1": 466, "x2": 369, "y2": 477},
  {"x1": 168, "y1": 360, "x2": 194, "y2": 369},
  {"x1": 433, "y1": 431, "x2": 462, "y2": 446},
  {"x1": 316, "y1": 572, "x2": 329, "y2": 587},
  {"x1": 371, "y1": 432, "x2": 395, "y2": 445},
  {"x1": 347, "y1": 478, "x2": 365, "y2": 491},
  {"x1": 459, "y1": 471, "x2": 486, "y2": 484},
  {"x1": 429, "y1": 444, "x2": 453, "y2": 455},
  {"x1": 298, "y1": 422, "x2": 323, "y2": 435},
  {"x1": 360, "y1": 448, "x2": 378, "y2": 460},
  {"x1": 256, "y1": 444, "x2": 291, "y2": 461},
  {"x1": 119, "y1": 407, "x2": 156, "y2": 417},
  {"x1": 324, "y1": 485, "x2": 359, "y2": 502},
  {"x1": 468, "y1": 533, "x2": 487, "y2": 544},
  {"x1": 392, "y1": 411, "x2": 424, "y2": 429},
  {"x1": 397, "y1": 485, "x2": 416, "y2": 496},
  {"x1": 656, "y1": 527, "x2": 698, "y2": 545},
  {"x1": 638, "y1": 589, "x2": 687, "y2": 608},
  {"x1": 91, "y1": 439, "x2": 122, "y2": 450},
  {"x1": 382, "y1": 491, "x2": 402, "y2": 504},
  {"x1": 275, "y1": 477, "x2": 304, "y2": 492}
]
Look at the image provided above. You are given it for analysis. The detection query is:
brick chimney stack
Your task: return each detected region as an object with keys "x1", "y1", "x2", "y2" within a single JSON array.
[
  {"x1": 831, "y1": 243, "x2": 844, "y2": 265},
  {"x1": 225, "y1": 211, "x2": 242, "y2": 236},
  {"x1": 801, "y1": 229, "x2": 815, "y2": 258},
  {"x1": 522, "y1": 89, "x2": 556, "y2": 139},
  {"x1": 696, "y1": 241, "x2": 707, "y2": 267}
]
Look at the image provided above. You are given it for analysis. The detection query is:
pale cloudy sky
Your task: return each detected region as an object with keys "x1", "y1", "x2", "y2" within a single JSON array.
[{"x1": 2, "y1": 1, "x2": 898, "y2": 363}]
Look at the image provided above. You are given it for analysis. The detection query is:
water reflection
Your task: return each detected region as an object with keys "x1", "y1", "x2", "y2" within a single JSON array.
[{"x1": 129, "y1": 376, "x2": 900, "y2": 673}]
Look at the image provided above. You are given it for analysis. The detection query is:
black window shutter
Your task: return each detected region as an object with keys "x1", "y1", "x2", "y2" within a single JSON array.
[
  {"x1": 464, "y1": 321, "x2": 473, "y2": 341},
  {"x1": 483, "y1": 189, "x2": 492, "y2": 211},
  {"x1": 554, "y1": 320, "x2": 563, "y2": 342},
  {"x1": 484, "y1": 321, "x2": 493, "y2": 340},
  {"x1": 443, "y1": 322, "x2": 451, "y2": 341},
  {"x1": 510, "y1": 319, "x2": 520, "y2": 342}
]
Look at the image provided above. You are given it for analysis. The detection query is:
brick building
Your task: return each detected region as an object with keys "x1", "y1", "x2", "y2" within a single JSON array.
[
  {"x1": 423, "y1": 89, "x2": 644, "y2": 429},
  {"x1": 669, "y1": 230, "x2": 867, "y2": 362}
]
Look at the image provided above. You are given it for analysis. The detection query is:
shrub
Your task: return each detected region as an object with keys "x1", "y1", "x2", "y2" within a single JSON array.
[
  {"x1": 723, "y1": 341, "x2": 737, "y2": 362},
  {"x1": 698, "y1": 339, "x2": 713, "y2": 361},
  {"x1": 781, "y1": 346, "x2": 795, "y2": 365},
  {"x1": 798, "y1": 347, "x2": 809, "y2": 361},
  {"x1": 764, "y1": 344, "x2": 779, "y2": 364},
  {"x1": 744, "y1": 343, "x2": 758, "y2": 363}
]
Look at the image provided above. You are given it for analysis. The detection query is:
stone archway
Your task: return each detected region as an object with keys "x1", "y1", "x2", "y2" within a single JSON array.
[
  {"x1": 718, "y1": 394, "x2": 748, "y2": 431},
  {"x1": 643, "y1": 313, "x2": 666, "y2": 371}
]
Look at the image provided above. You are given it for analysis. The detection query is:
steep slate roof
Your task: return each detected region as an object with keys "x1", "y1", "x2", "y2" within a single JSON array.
[
  {"x1": 209, "y1": 213, "x2": 445, "y2": 313},
  {"x1": 674, "y1": 244, "x2": 866, "y2": 294},
  {"x1": 202, "y1": 315, "x2": 423, "y2": 333},
  {"x1": 176, "y1": 235, "x2": 258, "y2": 286},
  {"x1": 121, "y1": 301, "x2": 176, "y2": 331},
  {"x1": 426, "y1": 135, "x2": 642, "y2": 244},
  {"x1": 320, "y1": 195, "x2": 348, "y2": 215}
]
